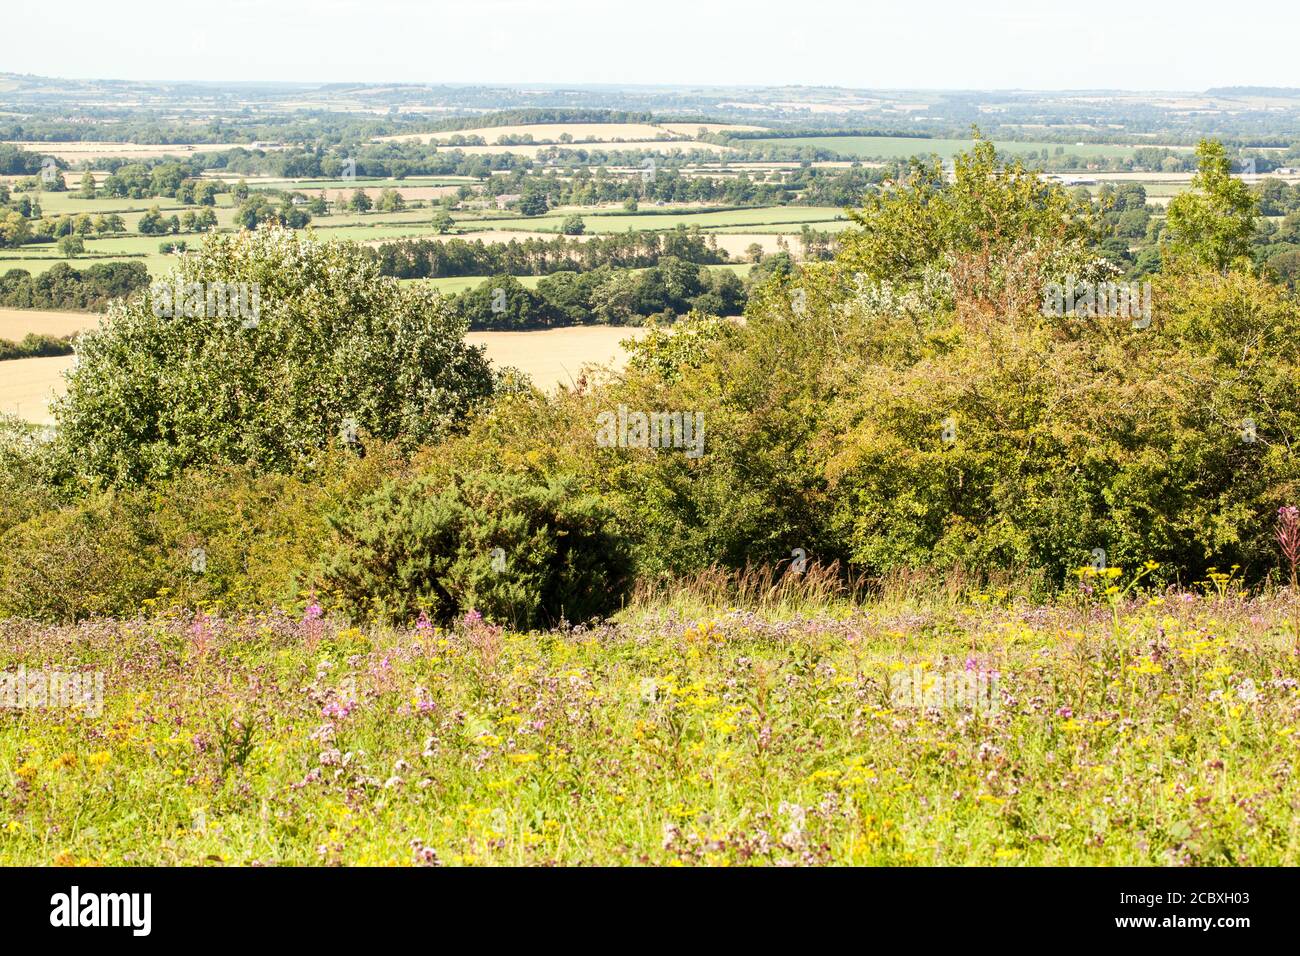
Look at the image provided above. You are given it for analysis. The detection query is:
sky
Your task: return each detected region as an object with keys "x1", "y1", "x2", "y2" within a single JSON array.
[{"x1": 7, "y1": 0, "x2": 1298, "y2": 91}]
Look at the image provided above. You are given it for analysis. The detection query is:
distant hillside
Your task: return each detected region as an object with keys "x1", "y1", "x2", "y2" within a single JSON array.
[{"x1": 1207, "y1": 87, "x2": 1300, "y2": 98}]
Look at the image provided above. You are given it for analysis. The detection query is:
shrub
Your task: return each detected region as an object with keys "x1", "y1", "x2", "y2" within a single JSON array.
[
  {"x1": 0, "y1": 332, "x2": 74, "y2": 361},
  {"x1": 0, "y1": 415, "x2": 62, "y2": 539},
  {"x1": 52, "y1": 227, "x2": 498, "y2": 485},
  {"x1": 409, "y1": 140, "x2": 1300, "y2": 589},
  {"x1": 322, "y1": 468, "x2": 633, "y2": 628},
  {"x1": 0, "y1": 450, "x2": 399, "y2": 620}
]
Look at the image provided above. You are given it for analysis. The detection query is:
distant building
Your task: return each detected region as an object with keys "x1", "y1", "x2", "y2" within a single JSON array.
[{"x1": 495, "y1": 193, "x2": 522, "y2": 209}]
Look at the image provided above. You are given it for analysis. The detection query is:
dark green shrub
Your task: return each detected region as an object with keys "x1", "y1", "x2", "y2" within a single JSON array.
[
  {"x1": 322, "y1": 468, "x2": 633, "y2": 628},
  {"x1": 0, "y1": 332, "x2": 74, "y2": 361}
]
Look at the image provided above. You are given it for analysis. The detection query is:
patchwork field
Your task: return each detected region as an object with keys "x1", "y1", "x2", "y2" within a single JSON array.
[
  {"x1": 376, "y1": 122, "x2": 766, "y2": 148},
  {"x1": 458, "y1": 205, "x2": 847, "y2": 234},
  {"x1": 0, "y1": 187, "x2": 837, "y2": 279},
  {"x1": 412, "y1": 141, "x2": 736, "y2": 158},
  {"x1": 1, "y1": 141, "x2": 274, "y2": 162},
  {"x1": 743, "y1": 136, "x2": 1192, "y2": 161},
  {"x1": 380, "y1": 123, "x2": 684, "y2": 144}
]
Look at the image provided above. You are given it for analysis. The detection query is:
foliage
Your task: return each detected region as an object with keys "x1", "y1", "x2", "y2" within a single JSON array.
[
  {"x1": 421, "y1": 139, "x2": 1300, "y2": 587},
  {"x1": 322, "y1": 468, "x2": 633, "y2": 628},
  {"x1": 0, "y1": 332, "x2": 74, "y2": 362},
  {"x1": 0, "y1": 262, "x2": 149, "y2": 311},
  {"x1": 1164, "y1": 140, "x2": 1259, "y2": 273},
  {"x1": 51, "y1": 228, "x2": 498, "y2": 485},
  {"x1": 0, "y1": 450, "x2": 397, "y2": 620}
]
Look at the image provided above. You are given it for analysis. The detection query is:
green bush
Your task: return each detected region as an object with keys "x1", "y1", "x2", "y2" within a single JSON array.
[
  {"x1": 322, "y1": 468, "x2": 633, "y2": 628},
  {"x1": 0, "y1": 415, "x2": 63, "y2": 539},
  {"x1": 408, "y1": 140, "x2": 1300, "y2": 589},
  {"x1": 0, "y1": 332, "x2": 74, "y2": 361},
  {"x1": 0, "y1": 450, "x2": 399, "y2": 620},
  {"x1": 52, "y1": 227, "x2": 498, "y2": 485}
]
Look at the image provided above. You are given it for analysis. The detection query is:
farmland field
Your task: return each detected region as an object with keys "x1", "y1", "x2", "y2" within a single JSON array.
[
  {"x1": 379, "y1": 123, "x2": 688, "y2": 144},
  {"x1": 0, "y1": 307, "x2": 100, "y2": 339},
  {"x1": 743, "y1": 135, "x2": 1191, "y2": 161},
  {"x1": 0, "y1": 252, "x2": 171, "y2": 277},
  {"x1": 415, "y1": 141, "x2": 735, "y2": 157},
  {"x1": 0, "y1": 141, "x2": 274, "y2": 162},
  {"x1": 462, "y1": 205, "x2": 848, "y2": 234},
  {"x1": 0, "y1": 353, "x2": 74, "y2": 424},
  {"x1": 0, "y1": 199, "x2": 839, "y2": 279}
]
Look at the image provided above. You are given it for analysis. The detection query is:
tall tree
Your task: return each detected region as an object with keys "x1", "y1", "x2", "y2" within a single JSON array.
[{"x1": 1164, "y1": 140, "x2": 1258, "y2": 273}]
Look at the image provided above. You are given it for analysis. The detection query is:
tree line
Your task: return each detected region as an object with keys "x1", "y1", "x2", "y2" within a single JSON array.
[
  {"x1": 0, "y1": 261, "x2": 150, "y2": 311},
  {"x1": 371, "y1": 228, "x2": 730, "y2": 280},
  {"x1": 448, "y1": 258, "x2": 749, "y2": 331}
]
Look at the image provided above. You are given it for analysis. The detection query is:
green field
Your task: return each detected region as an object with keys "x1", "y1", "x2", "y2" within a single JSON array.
[
  {"x1": 0, "y1": 252, "x2": 172, "y2": 278},
  {"x1": 245, "y1": 176, "x2": 474, "y2": 191},
  {"x1": 744, "y1": 136, "x2": 1187, "y2": 161},
  {"x1": 462, "y1": 206, "x2": 847, "y2": 234},
  {"x1": 0, "y1": 198, "x2": 846, "y2": 280}
]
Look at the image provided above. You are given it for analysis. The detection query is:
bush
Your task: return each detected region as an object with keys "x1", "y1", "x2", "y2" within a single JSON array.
[
  {"x1": 0, "y1": 450, "x2": 399, "y2": 620},
  {"x1": 0, "y1": 493, "x2": 150, "y2": 620},
  {"x1": 0, "y1": 332, "x2": 74, "y2": 361},
  {"x1": 0, "y1": 415, "x2": 62, "y2": 539},
  {"x1": 409, "y1": 140, "x2": 1300, "y2": 589},
  {"x1": 52, "y1": 228, "x2": 498, "y2": 485},
  {"x1": 322, "y1": 468, "x2": 633, "y2": 628}
]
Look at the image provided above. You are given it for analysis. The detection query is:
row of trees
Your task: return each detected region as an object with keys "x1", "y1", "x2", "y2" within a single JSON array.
[
  {"x1": 450, "y1": 259, "x2": 747, "y2": 330},
  {"x1": 0, "y1": 261, "x2": 150, "y2": 311},
  {"x1": 371, "y1": 227, "x2": 729, "y2": 279}
]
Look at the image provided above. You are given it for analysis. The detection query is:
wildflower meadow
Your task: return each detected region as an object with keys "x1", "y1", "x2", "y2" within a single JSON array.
[{"x1": 3, "y1": 565, "x2": 1298, "y2": 867}]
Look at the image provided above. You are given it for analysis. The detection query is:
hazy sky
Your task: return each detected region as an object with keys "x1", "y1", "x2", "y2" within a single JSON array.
[{"x1": 9, "y1": 0, "x2": 1297, "y2": 91}]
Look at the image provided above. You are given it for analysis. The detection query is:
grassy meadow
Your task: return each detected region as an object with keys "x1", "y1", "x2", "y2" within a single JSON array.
[
  {"x1": 2, "y1": 86, "x2": 1299, "y2": 885},
  {"x1": 3, "y1": 576, "x2": 1298, "y2": 866}
]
